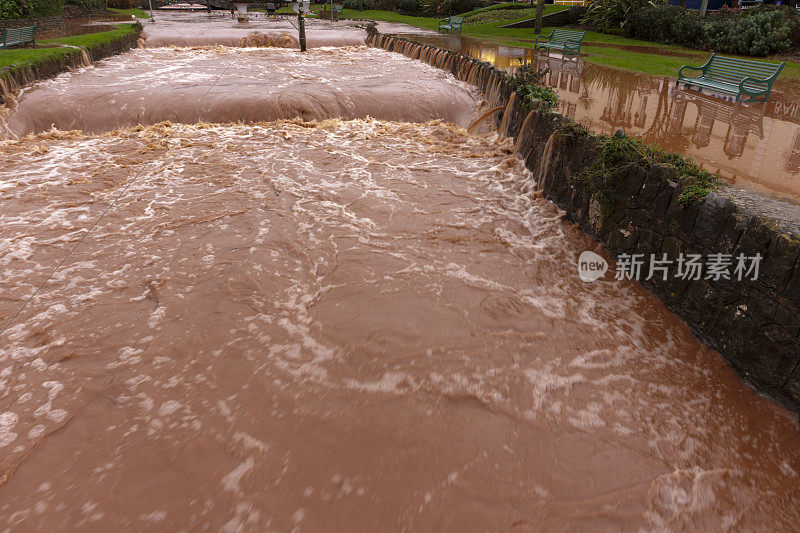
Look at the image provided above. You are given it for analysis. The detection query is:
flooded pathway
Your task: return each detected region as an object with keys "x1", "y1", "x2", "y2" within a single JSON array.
[
  {"x1": 0, "y1": 12, "x2": 798, "y2": 531},
  {"x1": 382, "y1": 25, "x2": 800, "y2": 204}
]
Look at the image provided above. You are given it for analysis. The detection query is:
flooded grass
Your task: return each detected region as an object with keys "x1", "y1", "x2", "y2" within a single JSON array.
[{"x1": 108, "y1": 7, "x2": 151, "y2": 18}]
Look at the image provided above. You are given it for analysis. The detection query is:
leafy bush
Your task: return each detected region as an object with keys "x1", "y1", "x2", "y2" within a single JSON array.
[
  {"x1": 342, "y1": 0, "x2": 371, "y2": 9},
  {"x1": 509, "y1": 62, "x2": 558, "y2": 109},
  {"x1": 419, "y1": 0, "x2": 489, "y2": 17},
  {"x1": 622, "y1": 4, "x2": 800, "y2": 57},
  {"x1": 107, "y1": 0, "x2": 133, "y2": 8},
  {"x1": 705, "y1": 10, "x2": 794, "y2": 56},
  {"x1": 0, "y1": 0, "x2": 24, "y2": 18},
  {"x1": 582, "y1": 0, "x2": 664, "y2": 33},
  {"x1": 627, "y1": 5, "x2": 705, "y2": 47},
  {"x1": 23, "y1": 0, "x2": 65, "y2": 17},
  {"x1": 64, "y1": 0, "x2": 106, "y2": 9}
]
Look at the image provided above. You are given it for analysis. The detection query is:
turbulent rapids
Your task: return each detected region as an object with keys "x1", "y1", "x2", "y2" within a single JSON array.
[
  {"x1": 0, "y1": 12, "x2": 798, "y2": 532},
  {"x1": 3, "y1": 47, "x2": 480, "y2": 137}
]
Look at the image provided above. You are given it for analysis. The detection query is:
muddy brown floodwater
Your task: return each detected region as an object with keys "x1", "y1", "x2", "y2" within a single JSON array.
[
  {"x1": 1, "y1": 12, "x2": 799, "y2": 532},
  {"x1": 3, "y1": 47, "x2": 479, "y2": 136}
]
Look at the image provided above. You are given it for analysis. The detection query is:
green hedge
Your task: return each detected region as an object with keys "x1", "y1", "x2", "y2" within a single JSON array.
[
  {"x1": 65, "y1": 0, "x2": 106, "y2": 9},
  {"x1": 0, "y1": 0, "x2": 105, "y2": 19},
  {"x1": 625, "y1": 6, "x2": 800, "y2": 57},
  {"x1": 0, "y1": 0, "x2": 24, "y2": 18},
  {"x1": 0, "y1": 0, "x2": 63, "y2": 19}
]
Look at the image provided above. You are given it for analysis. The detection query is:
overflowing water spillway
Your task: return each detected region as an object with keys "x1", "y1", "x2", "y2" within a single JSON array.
[{"x1": 0, "y1": 12, "x2": 799, "y2": 531}]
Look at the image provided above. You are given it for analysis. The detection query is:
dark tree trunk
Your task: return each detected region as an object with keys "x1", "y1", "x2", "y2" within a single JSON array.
[{"x1": 534, "y1": 0, "x2": 545, "y2": 35}]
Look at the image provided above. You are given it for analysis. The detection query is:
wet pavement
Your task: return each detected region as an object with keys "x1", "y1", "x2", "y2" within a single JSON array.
[
  {"x1": 1, "y1": 12, "x2": 799, "y2": 531},
  {"x1": 381, "y1": 25, "x2": 800, "y2": 204}
]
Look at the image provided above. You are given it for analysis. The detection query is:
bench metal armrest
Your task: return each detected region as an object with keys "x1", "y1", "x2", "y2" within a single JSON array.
[
  {"x1": 738, "y1": 76, "x2": 769, "y2": 93},
  {"x1": 677, "y1": 65, "x2": 703, "y2": 79}
]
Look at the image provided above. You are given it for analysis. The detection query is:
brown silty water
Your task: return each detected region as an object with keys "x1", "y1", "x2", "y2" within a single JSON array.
[
  {"x1": 383, "y1": 27, "x2": 800, "y2": 205},
  {"x1": 1, "y1": 13, "x2": 799, "y2": 531}
]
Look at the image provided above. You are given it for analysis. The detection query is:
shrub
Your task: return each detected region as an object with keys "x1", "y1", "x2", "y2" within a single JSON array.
[
  {"x1": 21, "y1": 0, "x2": 64, "y2": 17},
  {"x1": 419, "y1": 0, "x2": 489, "y2": 17},
  {"x1": 64, "y1": 0, "x2": 106, "y2": 9},
  {"x1": 397, "y1": 0, "x2": 421, "y2": 15},
  {"x1": 582, "y1": 0, "x2": 665, "y2": 34},
  {"x1": 627, "y1": 6, "x2": 706, "y2": 48},
  {"x1": 623, "y1": 4, "x2": 799, "y2": 56},
  {"x1": 0, "y1": 0, "x2": 24, "y2": 18},
  {"x1": 107, "y1": 0, "x2": 135, "y2": 8},
  {"x1": 509, "y1": 62, "x2": 558, "y2": 109},
  {"x1": 342, "y1": 0, "x2": 371, "y2": 9},
  {"x1": 705, "y1": 9, "x2": 794, "y2": 56}
]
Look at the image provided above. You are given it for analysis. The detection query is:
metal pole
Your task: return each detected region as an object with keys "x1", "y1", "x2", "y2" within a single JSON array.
[
  {"x1": 148, "y1": 0, "x2": 156, "y2": 22},
  {"x1": 298, "y1": 7, "x2": 307, "y2": 52},
  {"x1": 699, "y1": 0, "x2": 709, "y2": 17}
]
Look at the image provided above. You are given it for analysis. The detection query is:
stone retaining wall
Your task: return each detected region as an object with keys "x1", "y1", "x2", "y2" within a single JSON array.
[{"x1": 368, "y1": 30, "x2": 800, "y2": 413}]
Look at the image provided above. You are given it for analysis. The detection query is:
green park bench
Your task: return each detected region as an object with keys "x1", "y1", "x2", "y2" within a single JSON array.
[
  {"x1": 677, "y1": 54, "x2": 784, "y2": 103},
  {"x1": 1, "y1": 25, "x2": 36, "y2": 49},
  {"x1": 534, "y1": 28, "x2": 585, "y2": 56},
  {"x1": 438, "y1": 16, "x2": 463, "y2": 33}
]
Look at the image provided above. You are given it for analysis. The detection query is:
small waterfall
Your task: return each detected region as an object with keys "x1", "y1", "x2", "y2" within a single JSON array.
[
  {"x1": 498, "y1": 92, "x2": 516, "y2": 139},
  {"x1": 465, "y1": 62, "x2": 475, "y2": 84},
  {"x1": 536, "y1": 131, "x2": 558, "y2": 191},
  {"x1": 80, "y1": 49, "x2": 91, "y2": 67},
  {"x1": 467, "y1": 106, "x2": 504, "y2": 133},
  {"x1": 513, "y1": 109, "x2": 537, "y2": 156},
  {"x1": 0, "y1": 78, "x2": 14, "y2": 107},
  {"x1": 368, "y1": 34, "x2": 529, "y2": 143}
]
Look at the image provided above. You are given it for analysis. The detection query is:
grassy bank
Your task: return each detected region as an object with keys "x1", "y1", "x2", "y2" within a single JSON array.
[
  {"x1": 108, "y1": 7, "x2": 151, "y2": 18},
  {"x1": 0, "y1": 23, "x2": 140, "y2": 72},
  {"x1": 341, "y1": 9, "x2": 800, "y2": 81}
]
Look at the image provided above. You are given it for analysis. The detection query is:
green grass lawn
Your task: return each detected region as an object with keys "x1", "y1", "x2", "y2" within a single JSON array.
[
  {"x1": 0, "y1": 47, "x2": 74, "y2": 70},
  {"x1": 108, "y1": 7, "x2": 151, "y2": 18},
  {"x1": 341, "y1": 9, "x2": 441, "y2": 30},
  {"x1": 0, "y1": 24, "x2": 139, "y2": 71}
]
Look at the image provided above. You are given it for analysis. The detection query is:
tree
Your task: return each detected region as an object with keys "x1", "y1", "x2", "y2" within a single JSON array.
[{"x1": 534, "y1": 0, "x2": 545, "y2": 34}]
